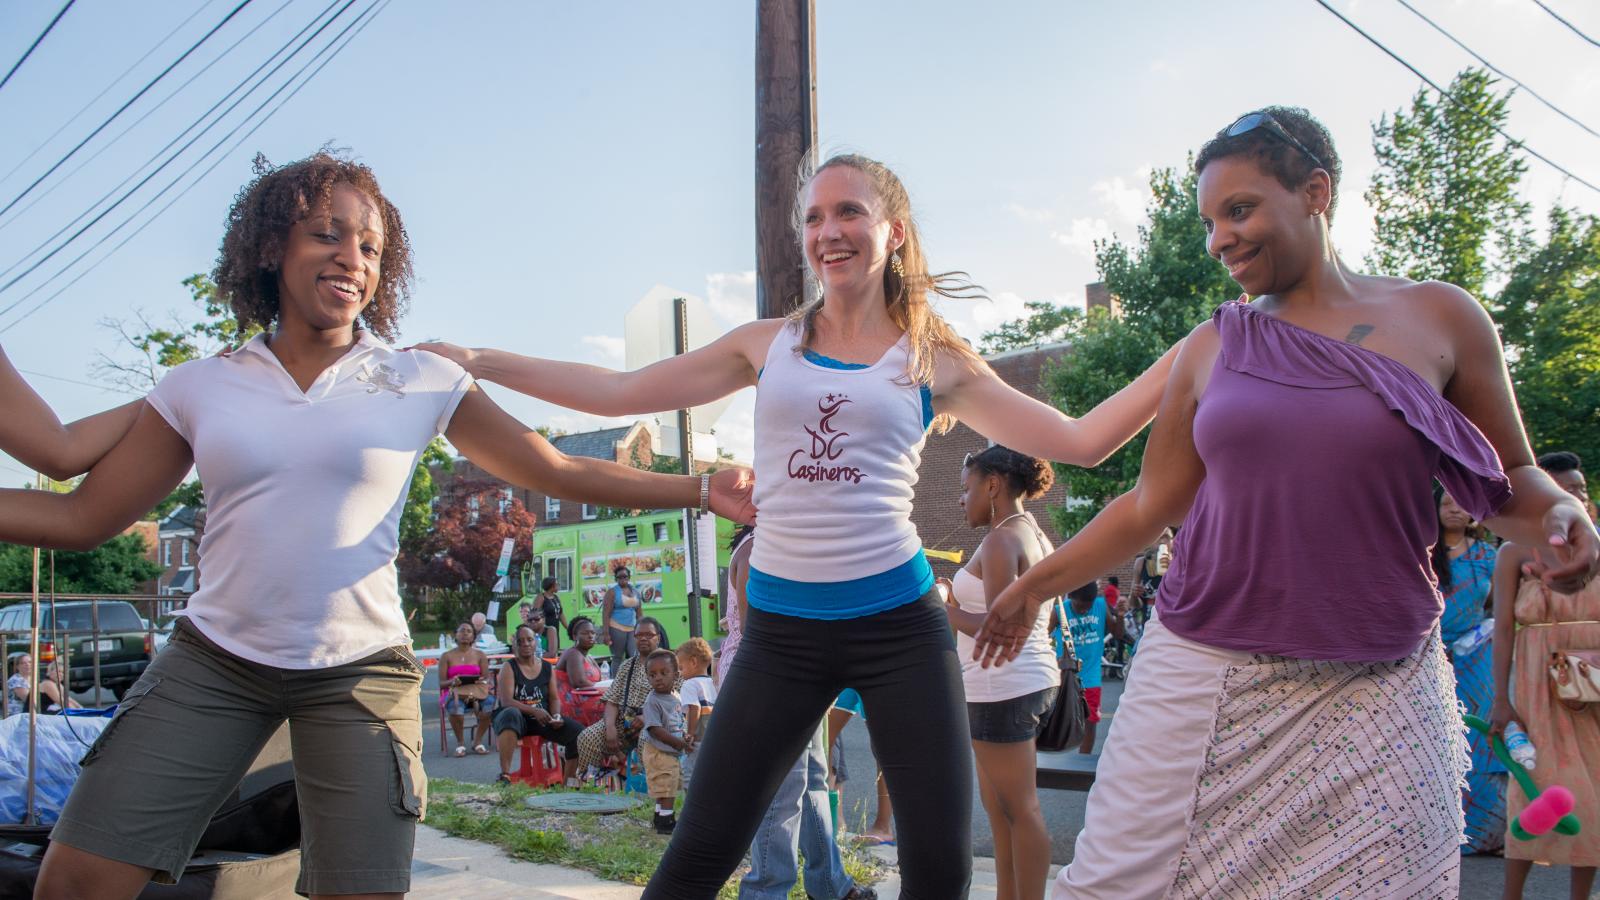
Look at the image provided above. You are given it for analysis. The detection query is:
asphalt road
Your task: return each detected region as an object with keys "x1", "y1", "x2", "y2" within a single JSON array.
[{"x1": 418, "y1": 667, "x2": 1586, "y2": 898}]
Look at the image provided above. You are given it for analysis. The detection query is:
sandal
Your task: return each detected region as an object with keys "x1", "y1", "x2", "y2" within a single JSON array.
[
  {"x1": 453, "y1": 746, "x2": 466, "y2": 758},
  {"x1": 496, "y1": 772, "x2": 512, "y2": 784},
  {"x1": 473, "y1": 744, "x2": 489, "y2": 755}
]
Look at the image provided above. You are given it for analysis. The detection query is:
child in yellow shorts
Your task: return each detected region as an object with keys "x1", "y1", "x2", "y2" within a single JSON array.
[{"x1": 641, "y1": 648, "x2": 693, "y2": 833}]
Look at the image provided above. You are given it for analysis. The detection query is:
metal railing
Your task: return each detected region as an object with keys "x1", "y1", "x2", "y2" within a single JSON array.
[{"x1": 1, "y1": 593, "x2": 179, "y2": 712}]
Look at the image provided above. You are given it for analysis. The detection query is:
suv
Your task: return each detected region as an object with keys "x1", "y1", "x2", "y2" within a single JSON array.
[{"x1": 0, "y1": 601, "x2": 153, "y2": 700}]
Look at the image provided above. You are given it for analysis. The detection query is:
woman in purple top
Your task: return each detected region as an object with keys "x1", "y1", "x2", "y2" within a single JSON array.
[{"x1": 975, "y1": 107, "x2": 1599, "y2": 899}]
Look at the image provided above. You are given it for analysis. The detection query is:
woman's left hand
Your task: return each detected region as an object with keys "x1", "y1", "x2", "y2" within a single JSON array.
[
  {"x1": 709, "y1": 468, "x2": 757, "y2": 525},
  {"x1": 410, "y1": 341, "x2": 480, "y2": 375},
  {"x1": 1523, "y1": 502, "x2": 1600, "y2": 594}
]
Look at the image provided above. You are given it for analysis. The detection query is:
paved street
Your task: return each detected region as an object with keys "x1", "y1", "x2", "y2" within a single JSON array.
[{"x1": 418, "y1": 665, "x2": 1593, "y2": 899}]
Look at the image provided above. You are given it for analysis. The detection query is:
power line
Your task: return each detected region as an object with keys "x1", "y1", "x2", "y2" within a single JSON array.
[
  {"x1": 1394, "y1": 0, "x2": 1600, "y2": 141},
  {"x1": 0, "y1": 0, "x2": 214, "y2": 193},
  {"x1": 1312, "y1": 0, "x2": 1600, "y2": 196},
  {"x1": 0, "y1": 0, "x2": 253, "y2": 222},
  {"x1": 1529, "y1": 0, "x2": 1600, "y2": 48},
  {"x1": 0, "y1": 0, "x2": 295, "y2": 239},
  {"x1": 0, "y1": 0, "x2": 390, "y2": 334},
  {"x1": 0, "y1": 1, "x2": 75, "y2": 93},
  {"x1": 17, "y1": 369, "x2": 141, "y2": 397},
  {"x1": 0, "y1": 0, "x2": 355, "y2": 301}
]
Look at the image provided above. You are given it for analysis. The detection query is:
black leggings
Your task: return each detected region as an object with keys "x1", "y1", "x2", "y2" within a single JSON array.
[{"x1": 645, "y1": 590, "x2": 972, "y2": 899}]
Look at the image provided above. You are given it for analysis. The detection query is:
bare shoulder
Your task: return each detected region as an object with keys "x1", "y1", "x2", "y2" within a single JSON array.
[
  {"x1": 1387, "y1": 279, "x2": 1494, "y2": 332},
  {"x1": 1495, "y1": 541, "x2": 1535, "y2": 570}
]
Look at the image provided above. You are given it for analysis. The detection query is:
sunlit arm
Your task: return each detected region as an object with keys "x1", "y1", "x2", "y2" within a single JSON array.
[
  {"x1": 416, "y1": 320, "x2": 776, "y2": 418},
  {"x1": 0, "y1": 403, "x2": 193, "y2": 550},
  {"x1": 937, "y1": 339, "x2": 1181, "y2": 467},
  {"x1": 444, "y1": 386, "x2": 755, "y2": 522},
  {"x1": 0, "y1": 348, "x2": 142, "y2": 481}
]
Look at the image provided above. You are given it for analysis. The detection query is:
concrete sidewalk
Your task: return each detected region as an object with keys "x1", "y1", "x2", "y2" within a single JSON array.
[{"x1": 408, "y1": 827, "x2": 1048, "y2": 899}]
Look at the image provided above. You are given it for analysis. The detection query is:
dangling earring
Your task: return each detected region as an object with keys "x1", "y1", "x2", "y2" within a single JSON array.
[
  {"x1": 890, "y1": 250, "x2": 905, "y2": 277},
  {"x1": 989, "y1": 499, "x2": 997, "y2": 525}
]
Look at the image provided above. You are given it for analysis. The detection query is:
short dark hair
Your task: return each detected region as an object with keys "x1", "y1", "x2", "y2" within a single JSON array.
[
  {"x1": 1538, "y1": 451, "x2": 1583, "y2": 475},
  {"x1": 541, "y1": 576, "x2": 559, "y2": 591},
  {"x1": 566, "y1": 615, "x2": 594, "y2": 640},
  {"x1": 1067, "y1": 582, "x2": 1098, "y2": 606},
  {"x1": 1107, "y1": 576, "x2": 1120, "y2": 586},
  {"x1": 1195, "y1": 106, "x2": 1343, "y2": 223},
  {"x1": 646, "y1": 648, "x2": 678, "y2": 671}
]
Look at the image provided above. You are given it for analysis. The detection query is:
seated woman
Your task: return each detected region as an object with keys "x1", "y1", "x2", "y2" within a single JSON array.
[
  {"x1": 37, "y1": 660, "x2": 81, "y2": 713},
  {"x1": 492, "y1": 624, "x2": 582, "y2": 784},
  {"x1": 439, "y1": 621, "x2": 497, "y2": 757},
  {"x1": 6, "y1": 652, "x2": 31, "y2": 715},
  {"x1": 556, "y1": 616, "x2": 604, "y2": 726},
  {"x1": 575, "y1": 618, "x2": 674, "y2": 775}
]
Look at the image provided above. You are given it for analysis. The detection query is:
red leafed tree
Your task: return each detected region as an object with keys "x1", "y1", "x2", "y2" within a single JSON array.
[{"x1": 400, "y1": 479, "x2": 534, "y2": 590}]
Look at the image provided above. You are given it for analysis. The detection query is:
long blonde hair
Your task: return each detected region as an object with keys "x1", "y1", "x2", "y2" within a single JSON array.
[{"x1": 789, "y1": 153, "x2": 985, "y2": 432}]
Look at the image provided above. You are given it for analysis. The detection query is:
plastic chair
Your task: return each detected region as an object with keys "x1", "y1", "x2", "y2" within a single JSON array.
[{"x1": 511, "y1": 735, "x2": 563, "y2": 787}]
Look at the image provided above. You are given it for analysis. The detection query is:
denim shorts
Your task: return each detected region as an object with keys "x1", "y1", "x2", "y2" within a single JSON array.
[{"x1": 966, "y1": 684, "x2": 1057, "y2": 743}]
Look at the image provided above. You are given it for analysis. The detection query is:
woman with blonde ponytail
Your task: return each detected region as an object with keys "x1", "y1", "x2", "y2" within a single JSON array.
[{"x1": 416, "y1": 152, "x2": 1181, "y2": 896}]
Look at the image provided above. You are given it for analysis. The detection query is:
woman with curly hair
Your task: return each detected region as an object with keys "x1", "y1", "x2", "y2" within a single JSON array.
[
  {"x1": 940, "y1": 446, "x2": 1062, "y2": 900},
  {"x1": 417, "y1": 152, "x2": 1180, "y2": 897},
  {"x1": 974, "y1": 107, "x2": 1599, "y2": 898},
  {"x1": 0, "y1": 151, "x2": 752, "y2": 900}
]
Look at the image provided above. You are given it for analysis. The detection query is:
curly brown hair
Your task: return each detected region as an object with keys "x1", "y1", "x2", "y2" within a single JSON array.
[{"x1": 213, "y1": 151, "x2": 413, "y2": 340}]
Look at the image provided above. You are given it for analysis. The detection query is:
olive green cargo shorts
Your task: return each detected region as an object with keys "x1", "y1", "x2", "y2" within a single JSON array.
[{"x1": 51, "y1": 617, "x2": 427, "y2": 895}]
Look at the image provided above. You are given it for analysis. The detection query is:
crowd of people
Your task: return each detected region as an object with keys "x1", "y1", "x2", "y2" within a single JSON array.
[{"x1": 0, "y1": 100, "x2": 1595, "y2": 900}]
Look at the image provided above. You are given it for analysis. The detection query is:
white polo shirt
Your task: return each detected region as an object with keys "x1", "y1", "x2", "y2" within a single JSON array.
[{"x1": 146, "y1": 332, "x2": 473, "y2": 668}]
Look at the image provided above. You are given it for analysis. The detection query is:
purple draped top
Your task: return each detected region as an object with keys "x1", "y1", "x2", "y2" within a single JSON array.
[{"x1": 1156, "y1": 301, "x2": 1512, "y2": 661}]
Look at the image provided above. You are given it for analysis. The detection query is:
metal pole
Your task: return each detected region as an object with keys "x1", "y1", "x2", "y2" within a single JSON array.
[
  {"x1": 675, "y1": 298, "x2": 703, "y2": 638},
  {"x1": 755, "y1": 0, "x2": 818, "y2": 320},
  {"x1": 25, "y1": 476, "x2": 41, "y2": 826},
  {"x1": 90, "y1": 590, "x2": 101, "y2": 706}
]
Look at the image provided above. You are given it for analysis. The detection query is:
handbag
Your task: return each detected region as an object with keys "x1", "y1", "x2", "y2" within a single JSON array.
[
  {"x1": 452, "y1": 680, "x2": 490, "y2": 703},
  {"x1": 1549, "y1": 650, "x2": 1600, "y2": 707},
  {"x1": 1037, "y1": 597, "x2": 1090, "y2": 752}
]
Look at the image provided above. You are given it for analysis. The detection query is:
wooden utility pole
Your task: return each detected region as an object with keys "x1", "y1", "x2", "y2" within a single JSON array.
[{"x1": 755, "y1": 0, "x2": 817, "y2": 320}]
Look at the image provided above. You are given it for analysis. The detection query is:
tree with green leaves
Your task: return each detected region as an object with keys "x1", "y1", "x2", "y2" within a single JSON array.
[
  {"x1": 399, "y1": 437, "x2": 454, "y2": 568},
  {"x1": 1494, "y1": 207, "x2": 1600, "y2": 465},
  {"x1": 0, "y1": 533, "x2": 164, "y2": 594},
  {"x1": 96, "y1": 274, "x2": 263, "y2": 393},
  {"x1": 979, "y1": 301, "x2": 1081, "y2": 354},
  {"x1": 1041, "y1": 162, "x2": 1231, "y2": 535},
  {"x1": 1365, "y1": 69, "x2": 1530, "y2": 299}
]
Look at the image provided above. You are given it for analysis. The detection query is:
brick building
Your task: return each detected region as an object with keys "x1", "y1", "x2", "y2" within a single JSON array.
[
  {"x1": 156, "y1": 505, "x2": 202, "y2": 596},
  {"x1": 122, "y1": 520, "x2": 162, "y2": 595}
]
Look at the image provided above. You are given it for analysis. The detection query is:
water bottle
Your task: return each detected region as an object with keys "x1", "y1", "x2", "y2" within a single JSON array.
[
  {"x1": 1504, "y1": 721, "x2": 1537, "y2": 770},
  {"x1": 1450, "y1": 619, "x2": 1494, "y2": 656},
  {"x1": 599, "y1": 660, "x2": 611, "y2": 680}
]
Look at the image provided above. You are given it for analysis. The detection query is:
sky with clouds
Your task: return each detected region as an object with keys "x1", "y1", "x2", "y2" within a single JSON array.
[{"x1": 1, "y1": 0, "x2": 1596, "y2": 477}]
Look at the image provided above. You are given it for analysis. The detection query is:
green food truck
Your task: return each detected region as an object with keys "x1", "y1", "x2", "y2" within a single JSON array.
[{"x1": 513, "y1": 511, "x2": 735, "y2": 658}]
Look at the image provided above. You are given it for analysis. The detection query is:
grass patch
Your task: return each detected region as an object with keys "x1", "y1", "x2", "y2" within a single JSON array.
[{"x1": 426, "y1": 778, "x2": 889, "y2": 894}]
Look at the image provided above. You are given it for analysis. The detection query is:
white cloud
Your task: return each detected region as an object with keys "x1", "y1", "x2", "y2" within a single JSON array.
[
  {"x1": 705, "y1": 271, "x2": 757, "y2": 327},
  {"x1": 709, "y1": 389, "x2": 757, "y2": 464},
  {"x1": 580, "y1": 334, "x2": 625, "y2": 364},
  {"x1": 1051, "y1": 217, "x2": 1113, "y2": 258},
  {"x1": 1148, "y1": 59, "x2": 1181, "y2": 78},
  {"x1": 1003, "y1": 202, "x2": 1055, "y2": 223},
  {"x1": 1091, "y1": 172, "x2": 1150, "y2": 227}
]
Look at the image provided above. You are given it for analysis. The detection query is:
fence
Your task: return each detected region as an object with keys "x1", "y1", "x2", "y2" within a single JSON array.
[{"x1": 0, "y1": 593, "x2": 178, "y2": 713}]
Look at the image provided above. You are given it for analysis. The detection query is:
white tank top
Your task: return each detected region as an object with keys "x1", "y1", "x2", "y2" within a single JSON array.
[
  {"x1": 750, "y1": 322, "x2": 927, "y2": 582},
  {"x1": 952, "y1": 523, "x2": 1060, "y2": 702}
]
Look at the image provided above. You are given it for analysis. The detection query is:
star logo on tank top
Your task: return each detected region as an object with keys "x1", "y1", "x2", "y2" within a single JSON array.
[
  {"x1": 355, "y1": 362, "x2": 407, "y2": 398},
  {"x1": 787, "y1": 394, "x2": 867, "y2": 484}
]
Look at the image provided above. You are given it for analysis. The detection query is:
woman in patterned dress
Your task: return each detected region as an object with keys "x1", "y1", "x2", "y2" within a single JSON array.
[{"x1": 1433, "y1": 489, "x2": 1506, "y2": 853}]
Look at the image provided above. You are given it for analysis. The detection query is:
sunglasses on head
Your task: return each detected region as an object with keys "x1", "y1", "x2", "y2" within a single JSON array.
[
  {"x1": 1226, "y1": 112, "x2": 1325, "y2": 171},
  {"x1": 616, "y1": 571, "x2": 630, "y2": 579}
]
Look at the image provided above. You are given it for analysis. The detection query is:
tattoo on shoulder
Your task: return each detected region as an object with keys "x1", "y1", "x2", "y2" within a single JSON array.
[{"x1": 1345, "y1": 324, "x2": 1375, "y2": 345}]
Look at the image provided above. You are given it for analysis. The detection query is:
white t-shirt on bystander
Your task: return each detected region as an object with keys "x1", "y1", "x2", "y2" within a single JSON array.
[{"x1": 145, "y1": 332, "x2": 473, "y2": 669}]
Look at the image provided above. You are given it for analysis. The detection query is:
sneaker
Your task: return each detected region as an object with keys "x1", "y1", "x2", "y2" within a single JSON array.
[{"x1": 653, "y1": 812, "x2": 676, "y2": 835}]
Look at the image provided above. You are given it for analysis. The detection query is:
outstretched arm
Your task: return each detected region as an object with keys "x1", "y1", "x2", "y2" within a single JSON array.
[
  {"x1": 445, "y1": 386, "x2": 755, "y2": 522},
  {"x1": 1438, "y1": 285, "x2": 1597, "y2": 592},
  {"x1": 936, "y1": 338, "x2": 1182, "y2": 467},
  {"x1": 972, "y1": 323, "x2": 1215, "y2": 667},
  {"x1": 0, "y1": 402, "x2": 193, "y2": 550},
  {"x1": 0, "y1": 348, "x2": 142, "y2": 481},
  {"x1": 415, "y1": 319, "x2": 779, "y2": 418}
]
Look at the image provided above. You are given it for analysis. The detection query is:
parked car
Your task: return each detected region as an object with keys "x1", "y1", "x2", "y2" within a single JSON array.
[{"x1": 0, "y1": 601, "x2": 153, "y2": 700}]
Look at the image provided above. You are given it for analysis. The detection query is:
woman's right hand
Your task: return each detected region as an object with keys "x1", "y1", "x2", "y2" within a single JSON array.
[
  {"x1": 411, "y1": 341, "x2": 481, "y2": 376},
  {"x1": 1488, "y1": 695, "x2": 1524, "y2": 736},
  {"x1": 598, "y1": 629, "x2": 611, "y2": 646},
  {"x1": 973, "y1": 580, "x2": 1050, "y2": 669}
]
